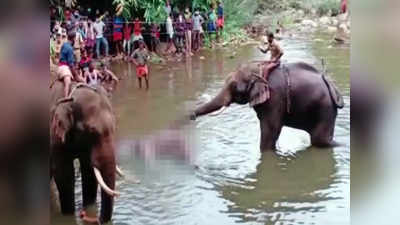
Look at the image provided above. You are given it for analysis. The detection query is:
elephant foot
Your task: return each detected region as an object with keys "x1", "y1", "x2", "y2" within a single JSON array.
[
  {"x1": 312, "y1": 139, "x2": 341, "y2": 148},
  {"x1": 80, "y1": 210, "x2": 100, "y2": 225}
]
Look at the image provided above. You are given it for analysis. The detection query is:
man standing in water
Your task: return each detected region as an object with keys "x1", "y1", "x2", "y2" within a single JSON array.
[
  {"x1": 258, "y1": 32, "x2": 284, "y2": 80},
  {"x1": 131, "y1": 40, "x2": 150, "y2": 90}
]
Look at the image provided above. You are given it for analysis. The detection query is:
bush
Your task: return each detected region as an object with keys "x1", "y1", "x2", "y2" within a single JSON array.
[{"x1": 314, "y1": 0, "x2": 340, "y2": 16}]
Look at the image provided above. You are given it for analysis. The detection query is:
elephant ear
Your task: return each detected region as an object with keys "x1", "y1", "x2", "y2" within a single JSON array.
[
  {"x1": 249, "y1": 81, "x2": 270, "y2": 107},
  {"x1": 51, "y1": 106, "x2": 73, "y2": 144}
]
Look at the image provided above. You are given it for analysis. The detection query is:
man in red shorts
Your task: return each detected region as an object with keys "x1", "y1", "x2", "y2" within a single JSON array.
[{"x1": 131, "y1": 40, "x2": 150, "y2": 90}]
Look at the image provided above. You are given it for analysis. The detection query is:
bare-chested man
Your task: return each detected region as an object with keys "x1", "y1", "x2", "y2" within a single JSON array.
[{"x1": 258, "y1": 32, "x2": 284, "y2": 80}]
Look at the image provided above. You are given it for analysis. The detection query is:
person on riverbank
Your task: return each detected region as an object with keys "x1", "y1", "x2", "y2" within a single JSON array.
[
  {"x1": 99, "y1": 61, "x2": 119, "y2": 91},
  {"x1": 216, "y1": 1, "x2": 224, "y2": 41},
  {"x1": 123, "y1": 22, "x2": 132, "y2": 57},
  {"x1": 113, "y1": 14, "x2": 124, "y2": 57},
  {"x1": 94, "y1": 15, "x2": 109, "y2": 59},
  {"x1": 74, "y1": 24, "x2": 84, "y2": 62},
  {"x1": 84, "y1": 61, "x2": 100, "y2": 86},
  {"x1": 207, "y1": 7, "x2": 217, "y2": 47},
  {"x1": 131, "y1": 40, "x2": 150, "y2": 90},
  {"x1": 85, "y1": 19, "x2": 96, "y2": 58},
  {"x1": 150, "y1": 23, "x2": 160, "y2": 53},
  {"x1": 192, "y1": 11, "x2": 204, "y2": 52},
  {"x1": 165, "y1": 14, "x2": 175, "y2": 54},
  {"x1": 175, "y1": 13, "x2": 186, "y2": 55},
  {"x1": 184, "y1": 8, "x2": 193, "y2": 56},
  {"x1": 79, "y1": 48, "x2": 91, "y2": 75},
  {"x1": 258, "y1": 32, "x2": 284, "y2": 80},
  {"x1": 132, "y1": 17, "x2": 144, "y2": 50}
]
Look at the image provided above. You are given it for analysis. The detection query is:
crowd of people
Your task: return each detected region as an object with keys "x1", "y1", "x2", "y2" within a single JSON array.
[{"x1": 50, "y1": 1, "x2": 226, "y2": 94}]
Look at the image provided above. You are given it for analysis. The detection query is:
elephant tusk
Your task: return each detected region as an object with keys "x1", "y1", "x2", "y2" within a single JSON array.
[
  {"x1": 208, "y1": 106, "x2": 227, "y2": 117},
  {"x1": 93, "y1": 167, "x2": 120, "y2": 197},
  {"x1": 116, "y1": 166, "x2": 125, "y2": 177}
]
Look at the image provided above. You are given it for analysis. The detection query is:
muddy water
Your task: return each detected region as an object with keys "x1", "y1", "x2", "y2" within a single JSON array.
[{"x1": 52, "y1": 31, "x2": 350, "y2": 225}]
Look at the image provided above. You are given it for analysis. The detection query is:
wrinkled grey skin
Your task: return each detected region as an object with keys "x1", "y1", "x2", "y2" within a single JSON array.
[
  {"x1": 50, "y1": 81, "x2": 117, "y2": 224},
  {"x1": 193, "y1": 62, "x2": 344, "y2": 151}
]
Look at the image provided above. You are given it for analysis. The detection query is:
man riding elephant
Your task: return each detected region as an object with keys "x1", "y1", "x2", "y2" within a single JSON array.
[
  {"x1": 57, "y1": 31, "x2": 85, "y2": 98},
  {"x1": 258, "y1": 32, "x2": 284, "y2": 80}
]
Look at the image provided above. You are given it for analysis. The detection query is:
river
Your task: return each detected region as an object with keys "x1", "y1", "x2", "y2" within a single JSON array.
[{"x1": 52, "y1": 31, "x2": 350, "y2": 225}]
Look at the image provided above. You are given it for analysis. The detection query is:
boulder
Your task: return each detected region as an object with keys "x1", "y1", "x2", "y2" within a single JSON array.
[
  {"x1": 319, "y1": 16, "x2": 331, "y2": 25},
  {"x1": 338, "y1": 23, "x2": 349, "y2": 34},
  {"x1": 327, "y1": 26, "x2": 337, "y2": 33},
  {"x1": 311, "y1": 9, "x2": 317, "y2": 15},
  {"x1": 331, "y1": 18, "x2": 338, "y2": 26},
  {"x1": 297, "y1": 10, "x2": 305, "y2": 17},
  {"x1": 302, "y1": 19, "x2": 318, "y2": 27}
]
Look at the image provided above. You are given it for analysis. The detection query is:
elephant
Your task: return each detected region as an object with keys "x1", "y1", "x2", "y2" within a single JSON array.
[
  {"x1": 50, "y1": 81, "x2": 122, "y2": 224},
  {"x1": 191, "y1": 62, "x2": 344, "y2": 151}
]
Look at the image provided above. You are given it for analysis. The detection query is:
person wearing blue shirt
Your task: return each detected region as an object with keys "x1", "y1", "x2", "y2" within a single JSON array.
[
  {"x1": 216, "y1": 1, "x2": 224, "y2": 40},
  {"x1": 58, "y1": 31, "x2": 81, "y2": 98},
  {"x1": 113, "y1": 15, "x2": 124, "y2": 56}
]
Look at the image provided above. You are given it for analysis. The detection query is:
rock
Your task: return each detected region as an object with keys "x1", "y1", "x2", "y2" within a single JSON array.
[
  {"x1": 294, "y1": 18, "x2": 302, "y2": 24},
  {"x1": 302, "y1": 19, "x2": 318, "y2": 28},
  {"x1": 327, "y1": 26, "x2": 337, "y2": 33},
  {"x1": 319, "y1": 16, "x2": 331, "y2": 25},
  {"x1": 311, "y1": 9, "x2": 317, "y2": 15},
  {"x1": 338, "y1": 23, "x2": 349, "y2": 35},
  {"x1": 297, "y1": 10, "x2": 305, "y2": 17},
  {"x1": 331, "y1": 18, "x2": 338, "y2": 26}
]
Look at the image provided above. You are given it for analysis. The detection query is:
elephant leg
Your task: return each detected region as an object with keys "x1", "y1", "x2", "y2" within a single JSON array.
[
  {"x1": 259, "y1": 115, "x2": 283, "y2": 151},
  {"x1": 80, "y1": 156, "x2": 98, "y2": 209},
  {"x1": 310, "y1": 111, "x2": 337, "y2": 147},
  {"x1": 53, "y1": 153, "x2": 75, "y2": 215}
]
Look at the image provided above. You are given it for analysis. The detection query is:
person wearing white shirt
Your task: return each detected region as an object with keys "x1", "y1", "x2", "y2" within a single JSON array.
[{"x1": 93, "y1": 16, "x2": 109, "y2": 58}]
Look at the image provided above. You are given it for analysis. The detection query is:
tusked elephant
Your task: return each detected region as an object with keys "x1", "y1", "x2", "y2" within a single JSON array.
[
  {"x1": 191, "y1": 62, "x2": 344, "y2": 151},
  {"x1": 50, "y1": 81, "x2": 123, "y2": 224}
]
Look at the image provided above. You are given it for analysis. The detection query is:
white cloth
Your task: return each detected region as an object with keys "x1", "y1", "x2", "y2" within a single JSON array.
[
  {"x1": 193, "y1": 15, "x2": 204, "y2": 31},
  {"x1": 57, "y1": 65, "x2": 73, "y2": 80},
  {"x1": 86, "y1": 70, "x2": 99, "y2": 86},
  {"x1": 166, "y1": 17, "x2": 174, "y2": 36},
  {"x1": 93, "y1": 21, "x2": 105, "y2": 39}
]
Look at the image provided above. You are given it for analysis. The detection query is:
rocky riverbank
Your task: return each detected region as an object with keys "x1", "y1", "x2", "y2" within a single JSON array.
[{"x1": 248, "y1": 8, "x2": 350, "y2": 44}]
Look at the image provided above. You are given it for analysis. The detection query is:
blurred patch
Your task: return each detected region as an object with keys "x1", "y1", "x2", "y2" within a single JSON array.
[
  {"x1": 352, "y1": 0, "x2": 400, "y2": 224},
  {"x1": 0, "y1": 1, "x2": 49, "y2": 225}
]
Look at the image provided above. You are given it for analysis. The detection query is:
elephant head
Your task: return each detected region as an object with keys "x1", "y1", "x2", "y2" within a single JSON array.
[
  {"x1": 50, "y1": 98, "x2": 74, "y2": 144},
  {"x1": 192, "y1": 64, "x2": 270, "y2": 119}
]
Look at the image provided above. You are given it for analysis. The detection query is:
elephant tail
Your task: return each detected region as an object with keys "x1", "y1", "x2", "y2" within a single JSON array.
[{"x1": 322, "y1": 74, "x2": 345, "y2": 109}]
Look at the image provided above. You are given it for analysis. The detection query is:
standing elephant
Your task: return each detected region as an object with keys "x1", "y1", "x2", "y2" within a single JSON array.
[
  {"x1": 50, "y1": 81, "x2": 120, "y2": 224},
  {"x1": 191, "y1": 62, "x2": 344, "y2": 151}
]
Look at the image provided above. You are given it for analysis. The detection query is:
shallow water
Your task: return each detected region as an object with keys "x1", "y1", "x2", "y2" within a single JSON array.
[{"x1": 52, "y1": 31, "x2": 350, "y2": 225}]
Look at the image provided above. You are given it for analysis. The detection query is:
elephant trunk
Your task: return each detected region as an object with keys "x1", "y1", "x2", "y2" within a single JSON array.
[
  {"x1": 194, "y1": 86, "x2": 231, "y2": 119},
  {"x1": 90, "y1": 135, "x2": 117, "y2": 224}
]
